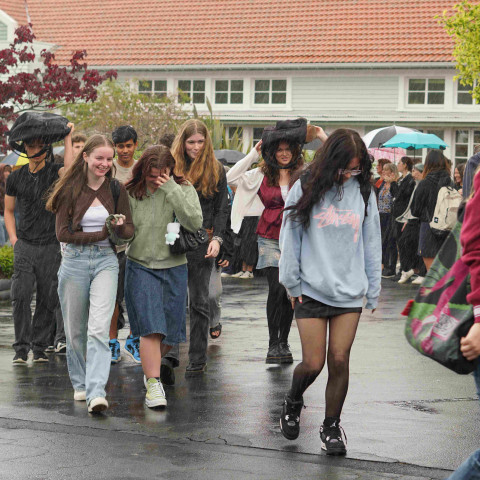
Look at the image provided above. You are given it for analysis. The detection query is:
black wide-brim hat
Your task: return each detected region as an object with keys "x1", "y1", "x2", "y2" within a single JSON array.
[
  {"x1": 7, "y1": 112, "x2": 71, "y2": 153},
  {"x1": 261, "y1": 117, "x2": 307, "y2": 169}
]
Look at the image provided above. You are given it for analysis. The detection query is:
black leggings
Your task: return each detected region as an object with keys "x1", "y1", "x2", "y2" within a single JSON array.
[{"x1": 265, "y1": 267, "x2": 293, "y2": 346}]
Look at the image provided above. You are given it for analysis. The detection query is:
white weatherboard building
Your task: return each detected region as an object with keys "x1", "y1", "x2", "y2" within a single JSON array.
[{"x1": 1, "y1": 0, "x2": 479, "y2": 165}]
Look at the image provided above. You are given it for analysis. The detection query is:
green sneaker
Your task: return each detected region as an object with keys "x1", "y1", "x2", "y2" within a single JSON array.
[{"x1": 145, "y1": 378, "x2": 167, "y2": 408}]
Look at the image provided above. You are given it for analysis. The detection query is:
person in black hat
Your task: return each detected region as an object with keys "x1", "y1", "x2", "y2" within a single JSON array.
[
  {"x1": 5, "y1": 113, "x2": 75, "y2": 364},
  {"x1": 227, "y1": 118, "x2": 327, "y2": 364}
]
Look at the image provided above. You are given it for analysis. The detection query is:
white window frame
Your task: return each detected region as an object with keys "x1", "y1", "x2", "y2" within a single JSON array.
[
  {"x1": 406, "y1": 78, "x2": 446, "y2": 107},
  {"x1": 454, "y1": 128, "x2": 480, "y2": 164},
  {"x1": 176, "y1": 79, "x2": 207, "y2": 105},
  {"x1": 455, "y1": 80, "x2": 479, "y2": 107},
  {"x1": 214, "y1": 79, "x2": 244, "y2": 106},
  {"x1": 138, "y1": 79, "x2": 168, "y2": 97},
  {"x1": 252, "y1": 78, "x2": 290, "y2": 108}
]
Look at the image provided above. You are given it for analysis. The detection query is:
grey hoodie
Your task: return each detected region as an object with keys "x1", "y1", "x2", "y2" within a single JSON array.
[{"x1": 279, "y1": 177, "x2": 382, "y2": 309}]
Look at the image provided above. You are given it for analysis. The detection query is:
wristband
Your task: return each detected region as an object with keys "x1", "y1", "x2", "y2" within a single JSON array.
[{"x1": 212, "y1": 236, "x2": 223, "y2": 245}]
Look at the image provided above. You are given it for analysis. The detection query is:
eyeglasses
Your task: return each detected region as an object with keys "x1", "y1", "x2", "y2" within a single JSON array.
[{"x1": 338, "y1": 169, "x2": 362, "y2": 176}]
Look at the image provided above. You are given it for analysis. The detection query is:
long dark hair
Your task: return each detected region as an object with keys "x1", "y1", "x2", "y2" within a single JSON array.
[
  {"x1": 422, "y1": 150, "x2": 450, "y2": 179},
  {"x1": 286, "y1": 129, "x2": 372, "y2": 228},
  {"x1": 126, "y1": 145, "x2": 187, "y2": 200}
]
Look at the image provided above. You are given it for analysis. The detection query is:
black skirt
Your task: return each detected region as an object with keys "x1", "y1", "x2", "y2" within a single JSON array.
[
  {"x1": 418, "y1": 221, "x2": 446, "y2": 258},
  {"x1": 295, "y1": 294, "x2": 362, "y2": 320}
]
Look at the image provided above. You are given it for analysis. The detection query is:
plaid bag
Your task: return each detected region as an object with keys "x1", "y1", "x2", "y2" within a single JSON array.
[{"x1": 404, "y1": 221, "x2": 478, "y2": 374}]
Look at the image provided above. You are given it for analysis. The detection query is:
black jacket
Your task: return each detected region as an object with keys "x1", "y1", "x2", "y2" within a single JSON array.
[
  {"x1": 391, "y1": 173, "x2": 416, "y2": 219},
  {"x1": 411, "y1": 170, "x2": 454, "y2": 223},
  {"x1": 186, "y1": 158, "x2": 229, "y2": 240}
]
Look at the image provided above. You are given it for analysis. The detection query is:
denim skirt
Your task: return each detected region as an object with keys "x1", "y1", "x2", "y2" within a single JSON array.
[
  {"x1": 124, "y1": 260, "x2": 187, "y2": 345},
  {"x1": 256, "y1": 236, "x2": 281, "y2": 269}
]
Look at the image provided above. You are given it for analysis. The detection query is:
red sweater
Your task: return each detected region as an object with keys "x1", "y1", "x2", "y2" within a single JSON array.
[
  {"x1": 460, "y1": 171, "x2": 480, "y2": 323},
  {"x1": 256, "y1": 177, "x2": 285, "y2": 240}
]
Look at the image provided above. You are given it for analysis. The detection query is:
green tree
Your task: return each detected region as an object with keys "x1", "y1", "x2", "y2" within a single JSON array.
[
  {"x1": 62, "y1": 80, "x2": 190, "y2": 150},
  {"x1": 440, "y1": 1, "x2": 480, "y2": 102}
]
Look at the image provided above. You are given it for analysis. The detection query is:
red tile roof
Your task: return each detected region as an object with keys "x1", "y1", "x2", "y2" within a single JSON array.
[{"x1": 0, "y1": 0, "x2": 459, "y2": 66}]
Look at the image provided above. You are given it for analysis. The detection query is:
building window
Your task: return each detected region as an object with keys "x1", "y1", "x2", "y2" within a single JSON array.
[
  {"x1": 253, "y1": 127, "x2": 266, "y2": 145},
  {"x1": 138, "y1": 80, "x2": 167, "y2": 98},
  {"x1": 177, "y1": 80, "x2": 205, "y2": 103},
  {"x1": 226, "y1": 126, "x2": 243, "y2": 143},
  {"x1": 0, "y1": 22, "x2": 7, "y2": 42},
  {"x1": 408, "y1": 79, "x2": 445, "y2": 105},
  {"x1": 215, "y1": 80, "x2": 244, "y2": 104},
  {"x1": 454, "y1": 129, "x2": 480, "y2": 164},
  {"x1": 254, "y1": 79, "x2": 287, "y2": 105},
  {"x1": 457, "y1": 81, "x2": 478, "y2": 105}
]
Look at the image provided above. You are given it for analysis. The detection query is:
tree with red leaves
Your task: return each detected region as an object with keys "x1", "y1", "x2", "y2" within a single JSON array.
[{"x1": 0, "y1": 24, "x2": 117, "y2": 153}]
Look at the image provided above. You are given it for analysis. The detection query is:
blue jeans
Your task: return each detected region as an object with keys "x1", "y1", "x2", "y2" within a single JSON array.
[
  {"x1": 0, "y1": 216, "x2": 7, "y2": 246},
  {"x1": 446, "y1": 362, "x2": 480, "y2": 479},
  {"x1": 58, "y1": 244, "x2": 118, "y2": 404},
  {"x1": 446, "y1": 450, "x2": 480, "y2": 480}
]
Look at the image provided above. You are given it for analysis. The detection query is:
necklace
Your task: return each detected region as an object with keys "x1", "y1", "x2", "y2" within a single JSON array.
[{"x1": 28, "y1": 160, "x2": 45, "y2": 180}]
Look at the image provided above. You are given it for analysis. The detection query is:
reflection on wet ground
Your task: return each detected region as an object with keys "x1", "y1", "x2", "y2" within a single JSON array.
[{"x1": 0, "y1": 277, "x2": 478, "y2": 472}]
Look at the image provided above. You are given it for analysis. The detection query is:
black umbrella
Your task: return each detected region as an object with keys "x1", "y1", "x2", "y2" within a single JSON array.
[
  {"x1": 214, "y1": 149, "x2": 246, "y2": 165},
  {"x1": 362, "y1": 126, "x2": 419, "y2": 149}
]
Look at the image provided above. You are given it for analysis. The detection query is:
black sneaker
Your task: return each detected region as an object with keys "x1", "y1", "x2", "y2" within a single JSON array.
[
  {"x1": 12, "y1": 352, "x2": 28, "y2": 364},
  {"x1": 381, "y1": 268, "x2": 396, "y2": 279},
  {"x1": 33, "y1": 351, "x2": 49, "y2": 363},
  {"x1": 278, "y1": 343, "x2": 293, "y2": 364},
  {"x1": 280, "y1": 394, "x2": 304, "y2": 440},
  {"x1": 320, "y1": 419, "x2": 347, "y2": 456},
  {"x1": 185, "y1": 363, "x2": 206, "y2": 377}
]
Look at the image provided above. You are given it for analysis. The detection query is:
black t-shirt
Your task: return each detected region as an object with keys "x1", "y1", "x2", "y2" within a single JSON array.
[{"x1": 6, "y1": 162, "x2": 62, "y2": 245}]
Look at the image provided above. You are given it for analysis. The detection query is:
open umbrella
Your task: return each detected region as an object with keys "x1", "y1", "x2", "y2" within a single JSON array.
[
  {"x1": 362, "y1": 126, "x2": 418, "y2": 149},
  {"x1": 1, "y1": 151, "x2": 29, "y2": 167},
  {"x1": 382, "y1": 132, "x2": 448, "y2": 150},
  {"x1": 214, "y1": 149, "x2": 245, "y2": 165}
]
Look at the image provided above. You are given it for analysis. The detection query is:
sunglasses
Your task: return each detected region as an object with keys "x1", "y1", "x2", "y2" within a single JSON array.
[{"x1": 338, "y1": 169, "x2": 362, "y2": 176}]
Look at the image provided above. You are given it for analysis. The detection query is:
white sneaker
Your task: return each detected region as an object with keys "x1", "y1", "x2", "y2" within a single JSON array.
[
  {"x1": 220, "y1": 272, "x2": 231, "y2": 278},
  {"x1": 88, "y1": 397, "x2": 108, "y2": 413},
  {"x1": 74, "y1": 390, "x2": 86, "y2": 401},
  {"x1": 411, "y1": 276, "x2": 425, "y2": 285},
  {"x1": 145, "y1": 378, "x2": 167, "y2": 408},
  {"x1": 240, "y1": 271, "x2": 254, "y2": 279},
  {"x1": 398, "y1": 270, "x2": 415, "y2": 284},
  {"x1": 231, "y1": 271, "x2": 246, "y2": 278}
]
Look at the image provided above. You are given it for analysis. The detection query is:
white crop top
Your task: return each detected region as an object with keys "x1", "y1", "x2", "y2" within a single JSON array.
[{"x1": 79, "y1": 205, "x2": 110, "y2": 247}]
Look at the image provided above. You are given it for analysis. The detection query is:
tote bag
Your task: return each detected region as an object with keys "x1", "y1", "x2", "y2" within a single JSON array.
[{"x1": 404, "y1": 221, "x2": 478, "y2": 374}]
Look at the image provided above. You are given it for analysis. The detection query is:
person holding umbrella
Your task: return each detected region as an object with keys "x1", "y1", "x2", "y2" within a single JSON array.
[{"x1": 5, "y1": 112, "x2": 75, "y2": 364}]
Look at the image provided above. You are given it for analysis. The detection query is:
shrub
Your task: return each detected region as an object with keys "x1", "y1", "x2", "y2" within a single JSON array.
[{"x1": 0, "y1": 245, "x2": 14, "y2": 279}]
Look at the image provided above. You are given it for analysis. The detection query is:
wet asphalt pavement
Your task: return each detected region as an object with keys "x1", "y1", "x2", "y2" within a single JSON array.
[{"x1": 0, "y1": 275, "x2": 478, "y2": 480}]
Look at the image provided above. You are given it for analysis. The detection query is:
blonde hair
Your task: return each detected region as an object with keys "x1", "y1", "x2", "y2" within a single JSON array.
[
  {"x1": 171, "y1": 119, "x2": 220, "y2": 197},
  {"x1": 46, "y1": 134, "x2": 114, "y2": 215}
]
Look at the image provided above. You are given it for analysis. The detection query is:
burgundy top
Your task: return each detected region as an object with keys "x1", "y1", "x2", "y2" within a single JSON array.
[
  {"x1": 256, "y1": 177, "x2": 285, "y2": 240},
  {"x1": 461, "y1": 171, "x2": 480, "y2": 323}
]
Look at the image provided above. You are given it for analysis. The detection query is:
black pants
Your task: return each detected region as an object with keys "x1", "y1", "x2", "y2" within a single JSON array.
[
  {"x1": 12, "y1": 240, "x2": 63, "y2": 354},
  {"x1": 380, "y1": 213, "x2": 397, "y2": 271},
  {"x1": 265, "y1": 267, "x2": 293, "y2": 347},
  {"x1": 397, "y1": 220, "x2": 423, "y2": 273}
]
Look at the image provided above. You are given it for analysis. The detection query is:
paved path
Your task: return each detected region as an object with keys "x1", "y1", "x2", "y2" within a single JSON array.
[{"x1": 0, "y1": 276, "x2": 477, "y2": 479}]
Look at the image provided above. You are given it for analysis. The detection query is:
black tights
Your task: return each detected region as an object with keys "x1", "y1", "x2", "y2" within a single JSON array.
[
  {"x1": 265, "y1": 267, "x2": 293, "y2": 346},
  {"x1": 289, "y1": 313, "x2": 360, "y2": 418}
]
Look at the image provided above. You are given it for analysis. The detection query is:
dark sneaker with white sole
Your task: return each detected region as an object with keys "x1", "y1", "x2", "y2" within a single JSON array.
[
  {"x1": 33, "y1": 351, "x2": 49, "y2": 363},
  {"x1": 12, "y1": 352, "x2": 28, "y2": 364},
  {"x1": 280, "y1": 394, "x2": 304, "y2": 440},
  {"x1": 320, "y1": 419, "x2": 347, "y2": 456}
]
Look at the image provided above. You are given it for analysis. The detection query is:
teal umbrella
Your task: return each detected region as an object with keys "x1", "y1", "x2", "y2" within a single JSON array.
[{"x1": 381, "y1": 132, "x2": 448, "y2": 150}]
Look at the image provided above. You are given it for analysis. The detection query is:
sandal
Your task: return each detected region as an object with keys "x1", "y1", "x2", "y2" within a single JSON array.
[{"x1": 209, "y1": 323, "x2": 222, "y2": 339}]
